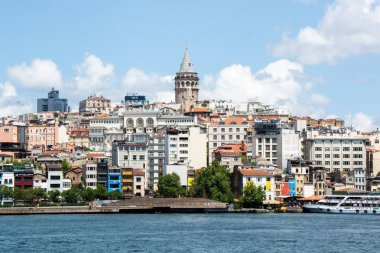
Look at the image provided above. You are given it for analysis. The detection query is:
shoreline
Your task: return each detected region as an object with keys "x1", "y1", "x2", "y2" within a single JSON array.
[{"x1": 0, "y1": 206, "x2": 278, "y2": 215}]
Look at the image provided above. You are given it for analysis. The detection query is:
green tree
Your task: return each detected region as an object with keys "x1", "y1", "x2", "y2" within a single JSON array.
[
  {"x1": 62, "y1": 187, "x2": 81, "y2": 203},
  {"x1": 109, "y1": 190, "x2": 124, "y2": 200},
  {"x1": 95, "y1": 185, "x2": 109, "y2": 200},
  {"x1": 61, "y1": 159, "x2": 72, "y2": 174},
  {"x1": 191, "y1": 161, "x2": 234, "y2": 203},
  {"x1": 0, "y1": 185, "x2": 14, "y2": 198},
  {"x1": 157, "y1": 173, "x2": 184, "y2": 198},
  {"x1": 81, "y1": 187, "x2": 96, "y2": 202},
  {"x1": 242, "y1": 181, "x2": 265, "y2": 208},
  {"x1": 33, "y1": 188, "x2": 47, "y2": 200},
  {"x1": 48, "y1": 190, "x2": 61, "y2": 203}
]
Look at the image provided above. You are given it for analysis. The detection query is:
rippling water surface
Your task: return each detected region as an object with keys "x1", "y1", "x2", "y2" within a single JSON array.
[{"x1": 1, "y1": 213, "x2": 379, "y2": 252}]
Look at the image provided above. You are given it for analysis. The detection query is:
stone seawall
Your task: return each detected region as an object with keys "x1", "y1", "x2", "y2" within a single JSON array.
[
  {"x1": 0, "y1": 206, "x2": 118, "y2": 215},
  {"x1": 0, "y1": 198, "x2": 229, "y2": 215}
]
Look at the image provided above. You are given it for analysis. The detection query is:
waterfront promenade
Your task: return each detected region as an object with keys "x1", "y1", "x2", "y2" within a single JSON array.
[{"x1": 0, "y1": 198, "x2": 228, "y2": 215}]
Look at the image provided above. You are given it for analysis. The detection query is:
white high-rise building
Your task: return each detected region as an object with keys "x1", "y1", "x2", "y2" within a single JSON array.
[
  {"x1": 303, "y1": 130, "x2": 367, "y2": 173},
  {"x1": 165, "y1": 126, "x2": 207, "y2": 170}
]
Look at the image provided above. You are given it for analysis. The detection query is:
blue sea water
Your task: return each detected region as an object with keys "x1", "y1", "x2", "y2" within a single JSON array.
[{"x1": 0, "y1": 213, "x2": 379, "y2": 252}]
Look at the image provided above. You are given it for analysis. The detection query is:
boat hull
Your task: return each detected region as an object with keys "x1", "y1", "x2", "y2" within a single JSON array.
[{"x1": 303, "y1": 204, "x2": 380, "y2": 214}]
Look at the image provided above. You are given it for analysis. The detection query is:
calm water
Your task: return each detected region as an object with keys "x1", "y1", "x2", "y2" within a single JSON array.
[{"x1": 1, "y1": 213, "x2": 379, "y2": 252}]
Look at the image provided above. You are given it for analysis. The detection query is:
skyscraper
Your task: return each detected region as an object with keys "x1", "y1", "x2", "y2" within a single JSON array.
[{"x1": 37, "y1": 88, "x2": 68, "y2": 113}]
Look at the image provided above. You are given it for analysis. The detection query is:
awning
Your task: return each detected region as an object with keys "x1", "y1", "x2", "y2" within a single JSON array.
[
  {"x1": 298, "y1": 196, "x2": 322, "y2": 201},
  {"x1": 263, "y1": 200, "x2": 281, "y2": 205}
]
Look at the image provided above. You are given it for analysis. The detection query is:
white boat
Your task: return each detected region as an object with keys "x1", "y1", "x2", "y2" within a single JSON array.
[{"x1": 303, "y1": 195, "x2": 380, "y2": 214}]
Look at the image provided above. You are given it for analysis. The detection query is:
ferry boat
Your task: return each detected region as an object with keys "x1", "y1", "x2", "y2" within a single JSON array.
[{"x1": 303, "y1": 195, "x2": 380, "y2": 214}]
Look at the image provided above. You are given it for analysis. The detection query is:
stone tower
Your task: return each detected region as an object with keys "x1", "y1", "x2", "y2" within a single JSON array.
[{"x1": 175, "y1": 47, "x2": 199, "y2": 112}]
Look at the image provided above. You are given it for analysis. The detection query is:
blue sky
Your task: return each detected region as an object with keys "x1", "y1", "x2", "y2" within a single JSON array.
[{"x1": 0, "y1": 0, "x2": 379, "y2": 130}]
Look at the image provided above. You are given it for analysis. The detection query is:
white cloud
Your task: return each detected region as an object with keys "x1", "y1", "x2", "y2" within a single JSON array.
[
  {"x1": 122, "y1": 68, "x2": 174, "y2": 103},
  {"x1": 0, "y1": 82, "x2": 32, "y2": 117},
  {"x1": 310, "y1": 93, "x2": 330, "y2": 106},
  {"x1": 345, "y1": 112, "x2": 377, "y2": 132},
  {"x1": 272, "y1": 0, "x2": 380, "y2": 64},
  {"x1": 201, "y1": 59, "x2": 329, "y2": 117},
  {"x1": 7, "y1": 59, "x2": 62, "y2": 88},
  {"x1": 73, "y1": 54, "x2": 115, "y2": 94}
]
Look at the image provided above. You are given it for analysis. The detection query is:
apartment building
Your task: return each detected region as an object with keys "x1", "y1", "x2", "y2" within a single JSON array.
[
  {"x1": 147, "y1": 133, "x2": 165, "y2": 191},
  {"x1": 79, "y1": 95, "x2": 111, "y2": 115},
  {"x1": 88, "y1": 116, "x2": 123, "y2": 152},
  {"x1": 303, "y1": 129, "x2": 367, "y2": 173},
  {"x1": 82, "y1": 163, "x2": 97, "y2": 189},
  {"x1": 208, "y1": 117, "x2": 250, "y2": 164}
]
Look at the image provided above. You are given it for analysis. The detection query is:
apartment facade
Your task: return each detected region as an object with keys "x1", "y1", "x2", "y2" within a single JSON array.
[
  {"x1": 303, "y1": 131, "x2": 367, "y2": 173},
  {"x1": 208, "y1": 118, "x2": 250, "y2": 164}
]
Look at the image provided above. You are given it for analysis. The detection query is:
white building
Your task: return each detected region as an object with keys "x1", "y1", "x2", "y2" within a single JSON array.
[
  {"x1": 303, "y1": 130, "x2": 367, "y2": 173},
  {"x1": 112, "y1": 139, "x2": 148, "y2": 169},
  {"x1": 46, "y1": 165, "x2": 63, "y2": 192},
  {"x1": 252, "y1": 120, "x2": 280, "y2": 165},
  {"x1": 33, "y1": 174, "x2": 48, "y2": 192},
  {"x1": 165, "y1": 126, "x2": 207, "y2": 170},
  {"x1": 238, "y1": 168, "x2": 276, "y2": 200},
  {"x1": 123, "y1": 110, "x2": 159, "y2": 136},
  {"x1": 82, "y1": 163, "x2": 97, "y2": 189},
  {"x1": 1, "y1": 171, "x2": 14, "y2": 188},
  {"x1": 157, "y1": 115, "x2": 197, "y2": 128},
  {"x1": 62, "y1": 179, "x2": 72, "y2": 191},
  {"x1": 147, "y1": 133, "x2": 165, "y2": 191},
  {"x1": 354, "y1": 168, "x2": 366, "y2": 191},
  {"x1": 163, "y1": 164, "x2": 188, "y2": 187},
  {"x1": 89, "y1": 116, "x2": 124, "y2": 152},
  {"x1": 277, "y1": 128, "x2": 302, "y2": 170}
]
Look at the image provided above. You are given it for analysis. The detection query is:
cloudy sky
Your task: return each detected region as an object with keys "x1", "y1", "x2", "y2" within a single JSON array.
[{"x1": 0, "y1": 0, "x2": 379, "y2": 131}]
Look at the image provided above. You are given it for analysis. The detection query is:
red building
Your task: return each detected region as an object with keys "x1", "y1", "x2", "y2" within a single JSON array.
[
  {"x1": 280, "y1": 182, "x2": 290, "y2": 197},
  {"x1": 14, "y1": 166, "x2": 34, "y2": 190}
]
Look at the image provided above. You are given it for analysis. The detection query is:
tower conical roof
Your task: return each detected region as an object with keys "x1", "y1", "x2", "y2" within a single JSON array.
[{"x1": 179, "y1": 47, "x2": 195, "y2": 73}]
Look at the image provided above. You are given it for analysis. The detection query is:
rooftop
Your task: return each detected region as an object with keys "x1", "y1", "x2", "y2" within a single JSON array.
[{"x1": 239, "y1": 168, "x2": 272, "y2": 177}]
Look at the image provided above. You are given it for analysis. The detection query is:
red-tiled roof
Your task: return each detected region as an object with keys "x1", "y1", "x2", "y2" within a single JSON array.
[
  {"x1": 70, "y1": 129, "x2": 89, "y2": 137},
  {"x1": 218, "y1": 150, "x2": 242, "y2": 157},
  {"x1": 190, "y1": 107, "x2": 212, "y2": 113},
  {"x1": 133, "y1": 169, "x2": 145, "y2": 176},
  {"x1": 240, "y1": 169, "x2": 272, "y2": 177},
  {"x1": 87, "y1": 153, "x2": 105, "y2": 158}
]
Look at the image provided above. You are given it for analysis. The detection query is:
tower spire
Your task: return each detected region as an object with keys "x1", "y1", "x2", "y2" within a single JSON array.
[{"x1": 179, "y1": 44, "x2": 195, "y2": 73}]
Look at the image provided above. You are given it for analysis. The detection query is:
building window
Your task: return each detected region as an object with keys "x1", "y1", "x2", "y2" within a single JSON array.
[
  {"x1": 133, "y1": 155, "x2": 137, "y2": 160},
  {"x1": 315, "y1": 147, "x2": 322, "y2": 151},
  {"x1": 139, "y1": 155, "x2": 145, "y2": 160},
  {"x1": 123, "y1": 155, "x2": 128, "y2": 160}
]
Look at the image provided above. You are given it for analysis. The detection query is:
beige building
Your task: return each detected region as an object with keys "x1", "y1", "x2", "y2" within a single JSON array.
[
  {"x1": 133, "y1": 169, "x2": 145, "y2": 197},
  {"x1": 69, "y1": 128, "x2": 90, "y2": 148},
  {"x1": 26, "y1": 122, "x2": 60, "y2": 150},
  {"x1": 79, "y1": 95, "x2": 111, "y2": 115},
  {"x1": 208, "y1": 117, "x2": 250, "y2": 165}
]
